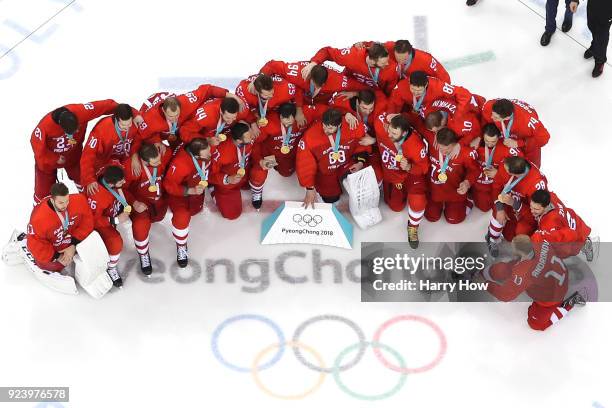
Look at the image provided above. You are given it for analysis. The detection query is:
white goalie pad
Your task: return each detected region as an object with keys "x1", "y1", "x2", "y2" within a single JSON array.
[
  {"x1": 74, "y1": 231, "x2": 112, "y2": 299},
  {"x1": 2, "y1": 230, "x2": 78, "y2": 295},
  {"x1": 342, "y1": 166, "x2": 382, "y2": 229}
]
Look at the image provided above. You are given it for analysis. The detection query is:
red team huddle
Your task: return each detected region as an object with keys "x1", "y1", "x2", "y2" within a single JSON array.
[{"x1": 26, "y1": 40, "x2": 594, "y2": 331}]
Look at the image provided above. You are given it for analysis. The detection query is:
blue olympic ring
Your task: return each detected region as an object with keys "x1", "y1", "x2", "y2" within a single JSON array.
[{"x1": 211, "y1": 314, "x2": 285, "y2": 372}]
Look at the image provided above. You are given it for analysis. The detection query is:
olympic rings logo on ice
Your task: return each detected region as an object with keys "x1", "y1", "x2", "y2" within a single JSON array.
[
  {"x1": 292, "y1": 213, "x2": 323, "y2": 228},
  {"x1": 211, "y1": 314, "x2": 447, "y2": 401}
]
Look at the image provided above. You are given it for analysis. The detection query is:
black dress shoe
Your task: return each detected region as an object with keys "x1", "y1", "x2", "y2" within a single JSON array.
[
  {"x1": 540, "y1": 32, "x2": 553, "y2": 46},
  {"x1": 592, "y1": 62, "x2": 604, "y2": 78},
  {"x1": 561, "y1": 19, "x2": 573, "y2": 32},
  {"x1": 584, "y1": 48, "x2": 593, "y2": 59},
  {"x1": 466, "y1": 0, "x2": 478, "y2": 6}
]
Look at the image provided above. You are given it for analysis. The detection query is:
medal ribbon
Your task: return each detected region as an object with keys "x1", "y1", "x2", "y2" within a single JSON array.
[
  {"x1": 169, "y1": 120, "x2": 178, "y2": 135},
  {"x1": 236, "y1": 144, "x2": 246, "y2": 169},
  {"x1": 281, "y1": 124, "x2": 293, "y2": 147},
  {"x1": 398, "y1": 52, "x2": 414, "y2": 79},
  {"x1": 484, "y1": 145, "x2": 497, "y2": 168},
  {"x1": 51, "y1": 201, "x2": 69, "y2": 232},
  {"x1": 438, "y1": 151, "x2": 451, "y2": 174},
  {"x1": 413, "y1": 88, "x2": 427, "y2": 112},
  {"x1": 141, "y1": 160, "x2": 158, "y2": 188},
  {"x1": 395, "y1": 131, "x2": 409, "y2": 156},
  {"x1": 114, "y1": 120, "x2": 128, "y2": 143},
  {"x1": 215, "y1": 117, "x2": 225, "y2": 136},
  {"x1": 502, "y1": 166, "x2": 530, "y2": 194},
  {"x1": 101, "y1": 179, "x2": 128, "y2": 208},
  {"x1": 500, "y1": 114, "x2": 514, "y2": 139},
  {"x1": 367, "y1": 64, "x2": 380, "y2": 84},
  {"x1": 327, "y1": 126, "x2": 342, "y2": 154},
  {"x1": 189, "y1": 152, "x2": 207, "y2": 182},
  {"x1": 258, "y1": 96, "x2": 268, "y2": 120}
]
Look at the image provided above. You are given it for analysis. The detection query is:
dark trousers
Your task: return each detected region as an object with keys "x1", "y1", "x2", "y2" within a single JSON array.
[
  {"x1": 587, "y1": 1, "x2": 612, "y2": 63},
  {"x1": 545, "y1": 0, "x2": 573, "y2": 33}
]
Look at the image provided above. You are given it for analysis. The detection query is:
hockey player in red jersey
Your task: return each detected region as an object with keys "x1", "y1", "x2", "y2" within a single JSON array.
[
  {"x1": 248, "y1": 103, "x2": 313, "y2": 209},
  {"x1": 422, "y1": 109, "x2": 482, "y2": 148},
  {"x1": 371, "y1": 114, "x2": 429, "y2": 247},
  {"x1": 329, "y1": 89, "x2": 387, "y2": 133},
  {"x1": 260, "y1": 60, "x2": 369, "y2": 107},
  {"x1": 163, "y1": 138, "x2": 214, "y2": 268},
  {"x1": 527, "y1": 190, "x2": 594, "y2": 260},
  {"x1": 481, "y1": 98, "x2": 550, "y2": 167},
  {"x1": 134, "y1": 84, "x2": 239, "y2": 159},
  {"x1": 209, "y1": 123, "x2": 258, "y2": 217},
  {"x1": 27, "y1": 183, "x2": 94, "y2": 272},
  {"x1": 485, "y1": 235, "x2": 586, "y2": 331},
  {"x1": 486, "y1": 156, "x2": 548, "y2": 257},
  {"x1": 470, "y1": 124, "x2": 522, "y2": 212},
  {"x1": 80, "y1": 104, "x2": 141, "y2": 196},
  {"x1": 180, "y1": 97, "x2": 248, "y2": 145},
  {"x1": 235, "y1": 73, "x2": 302, "y2": 130},
  {"x1": 424, "y1": 128, "x2": 480, "y2": 224},
  {"x1": 297, "y1": 108, "x2": 370, "y2": 207},
  {"x1": 124, "y1": 143, "x2": 173, "y2": 275},
  {"x1": 354, "y1": 39, "x2": 451, "y2": 83},
  {"x1": 31, "y1": 99, "x2": 120, "y2": 204},
  {"x1": 88, "y1": 166, "x2": 134, "y2": 287},
  {"x1": 388, "y1": 71, "x2": 477, "y2": 125},
  {"x1": 302, "y1": 42, "x2": 399, "y2": 95}
]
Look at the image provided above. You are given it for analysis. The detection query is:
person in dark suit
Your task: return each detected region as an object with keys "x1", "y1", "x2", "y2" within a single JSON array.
[
  {"x1": 540, "y1": 0, "x2": 578, "y2": 46},
  {"x1": 581, "y1": 0, "x2": 612, "y2": 77}
]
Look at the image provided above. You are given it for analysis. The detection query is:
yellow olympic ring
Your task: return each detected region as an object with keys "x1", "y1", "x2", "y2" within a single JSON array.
[{"x1": 251, "y1": 341, "x2": 326, "y2": 400}]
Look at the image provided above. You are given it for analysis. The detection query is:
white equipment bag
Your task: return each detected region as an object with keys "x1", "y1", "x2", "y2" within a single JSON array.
[
  {"x1": 73, "y1": 231, "x2": 113, "y2": 299},
  {"x1": 2, "y1": 230, "x2": 112, "y2": 298},
  {"x1": 342, "y1": 165, "x2": 382, "y2": 229},
  {"x1": 2, "y1": 230, "x2": 78, "y2": 295}
]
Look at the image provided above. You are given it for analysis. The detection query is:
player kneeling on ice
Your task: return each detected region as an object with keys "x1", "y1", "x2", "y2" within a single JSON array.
[
  {"x1": 89, "y1": 165, "x2": 134, "y2": 288},
  {"x1": 527, "y1": 190, "x2": 594, "y2": 261},
  {"x1": 424, "y1": 128, "x2": 479, "y2": 224},
  {"x1": 2, "y1": 183, "x2": 113, "y2": 298},
  {"x1": 297, "y1": 108, "x2": 371, "y2": 208},
  {"x1": 124, "y1": 142, "x2": 173, "y2": 275},
  {"x1": 485, "y1": 156, "x2": 547, "y2": 257},
  {"x1": 163, "y1": 138, "x2": 213, "y2": 267},
  {"x1": 370, "y1": 114, "x2": 429, "y2": 247},
  {"x1": 483, "y1": 235, "x2": 586, "y2": 331}
]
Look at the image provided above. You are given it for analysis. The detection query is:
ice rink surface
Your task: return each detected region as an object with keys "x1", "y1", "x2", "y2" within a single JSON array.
[{"x1": 0, "y1": 0, "x2": 611, "y2": 407}]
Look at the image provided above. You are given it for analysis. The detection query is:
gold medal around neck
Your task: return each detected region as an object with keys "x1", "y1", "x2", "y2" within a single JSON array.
[
  {"x1": 218, "y1": 134, "x2": 227, "y2": 142},
  {"x1": 67, "y1": 138, "x2": 77, "y2": 145},
  {"x1": 123, "y1": 205, "x2": 132, "y2": 214},
  {"x1": 331, "y1": 152, "x2": 340, "y2": 161},
  {"x1": 438, "y1": 172, "x2": 448, "y2": 182},
  {"x1": 395, "y1": 154, "x2": 404, "y2": 162},
  {"x1": 167, "y1": 134, "x2": 177, "y2": 142},
  {"x1": 199, "y1": 180, "x2": 208, "y2": 188},
  {"x1": 280, "y1": 145, "x2": 290, "y2": 154},
  {"x1": 148, "y1": 185, "x2": 158, "y2": 193},
  {"x1": 257, "y1": 117, "x2": 268, "y2": 127},
  {"x1": 237, "y1": 168, "x2": 246, "y2": 176},
  {"x1": 395, "y1": 183, "x2": 403, "y2": 190}
]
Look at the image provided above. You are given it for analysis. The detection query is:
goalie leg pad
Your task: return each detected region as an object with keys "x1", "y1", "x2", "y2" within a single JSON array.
[{"x1": 74, "y1": 231, "x2": 113, "y2": 299}]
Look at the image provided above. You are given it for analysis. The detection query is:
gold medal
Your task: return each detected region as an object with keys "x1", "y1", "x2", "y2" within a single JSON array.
[
  {"x1": 68, "y1": 138, "x2": 77, "y2": 145},
  {"x1": 280, "y1": 145, "x2": 290, "y2": 154},
  {"x1": 199, "y1": 180, "x2": 208, "y2": 188},
  {"x1": 237, "y1": 168, "x2": 246, "y2": 176},
  {"x1": 331, "y1": 152, "x2": 340, "y2": 161},
  {"x1": 148, "y1": 185, "x2": 157, "y2": 193},
  {"x1": 438, "y1": 172, "x2": 448, "y2": 182},
  {"x1": 395, "y1": 154, "x2": 403, "y2": 162},
  {"x1": 218, "y1": 134, "x2": 227, "y2": 142},
  {"x1": 167, "y1": 134, "x2": 177, "y2": 142},
  {"x1": 257, "y1": 117, "x2": 268, "y2": 127},
  {"x1": 123, "y1": 205, "x2": 132, "y2": 214},
  {"x1": 395, "y1": 183, "x2": 403, "y2": 190}
]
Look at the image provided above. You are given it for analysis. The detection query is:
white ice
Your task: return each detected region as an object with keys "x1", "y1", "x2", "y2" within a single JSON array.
[{"x1": 0, "y1": 0, "x2": 611, "y2": 407}]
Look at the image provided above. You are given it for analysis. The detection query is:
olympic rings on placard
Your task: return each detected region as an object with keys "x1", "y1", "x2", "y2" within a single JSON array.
[
  {"x1": 211, "y1": 314, "x2": 285, "y2": 372},
  {"x1": 292, "y1": 314, "x2": 366, "y2": 373},
  {"x1": 252, "y1": 341, "x2": 327, "y2": 400},
  {"x1": 373, "y1": 315, "x2": 447, "y2": 374},
  {"x1": 333, "y1": 341, "x2": 407, "y2": 401},
  {"x1": 210, "y1": 313, "x2": 447, "y2": 400},
  {"x1": 292, "y1": 213, "x2": 323, "y2": 228}
]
